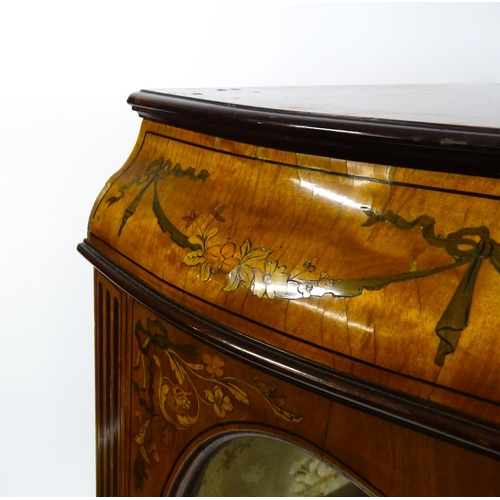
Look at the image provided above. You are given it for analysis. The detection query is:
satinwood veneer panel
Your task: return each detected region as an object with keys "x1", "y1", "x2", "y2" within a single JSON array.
[{"x1": 80, "y1": 85, "x2": 500, "y2": 496}]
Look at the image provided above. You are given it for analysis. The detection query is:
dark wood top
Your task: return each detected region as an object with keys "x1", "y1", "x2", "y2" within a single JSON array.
[
  {"x1": 134, "y1": 85, "x2": 500, "y2": 128},
  {"x1": 128, "y1": 85, "x2": 500, "y2": 177}
]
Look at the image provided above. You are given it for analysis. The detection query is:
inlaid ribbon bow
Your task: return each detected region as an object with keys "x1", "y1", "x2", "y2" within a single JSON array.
[
  {"x1": 360, "y1": 211, "x2": 500, "y2": 366},
  {"x1": 284, "y1": 210, "x2": 500, "y2": 366}
]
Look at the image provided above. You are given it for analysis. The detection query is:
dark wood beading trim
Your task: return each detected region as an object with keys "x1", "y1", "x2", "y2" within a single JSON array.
[{"x1": 78, "y1": 239, "x2": 500, "y2": 461}]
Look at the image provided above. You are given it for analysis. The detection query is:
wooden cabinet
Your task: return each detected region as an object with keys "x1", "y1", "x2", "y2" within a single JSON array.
[{"x1": 78, "y1": 85, "x2": 500, "y2": 496}]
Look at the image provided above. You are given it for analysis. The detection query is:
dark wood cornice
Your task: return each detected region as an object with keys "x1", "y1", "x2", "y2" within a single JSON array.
[{"x1": 128, "y1": 85, "x2": 500, "y2": 178}]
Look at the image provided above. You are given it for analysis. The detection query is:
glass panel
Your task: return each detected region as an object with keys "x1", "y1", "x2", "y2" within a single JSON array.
[{"x1": 192, "y1": 436, "x2": 368, "y2": 497}]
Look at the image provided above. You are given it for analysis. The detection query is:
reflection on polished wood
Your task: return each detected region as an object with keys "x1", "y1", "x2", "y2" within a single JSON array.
[{"x1": 79, "y1": 85, "x2": 500, "y2": 496}]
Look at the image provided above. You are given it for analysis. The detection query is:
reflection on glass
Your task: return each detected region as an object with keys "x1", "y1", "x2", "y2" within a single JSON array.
[{"x1": 192, "y1": 436, "x2": 368, "y2": 497}]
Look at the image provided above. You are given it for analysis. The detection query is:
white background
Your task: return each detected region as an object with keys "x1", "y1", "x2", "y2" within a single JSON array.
[{"x1": 0, "y1": 1, "x2": 499, "y2": 496}]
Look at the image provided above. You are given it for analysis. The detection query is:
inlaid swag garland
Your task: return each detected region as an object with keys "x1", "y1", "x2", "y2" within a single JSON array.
[{"x1": 107, "y1": 157, "x2": 500, "y2": 366}]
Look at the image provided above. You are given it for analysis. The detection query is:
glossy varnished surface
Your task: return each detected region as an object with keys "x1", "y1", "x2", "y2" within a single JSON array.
[
  {"x1": 80, "y1": 85, "x2": 500, "y2": 496},
  {"x1": 86, "y1": 269, "x2": 500, "y2": 496},
  {"x1": 86, "y1": 273, "x2": 500, "y2": 496},
  {"x1": 87, "y1": 119, "x2": 500, "y2": 425}
]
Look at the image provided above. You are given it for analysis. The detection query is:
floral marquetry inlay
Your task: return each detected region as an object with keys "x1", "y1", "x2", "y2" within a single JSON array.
[
  {"x1": 81, "y1": 87, "x2": 500, "y2": 498},
  {"x1": 132, "y1": 317, "x2": 303, "y2": 490},
  {"x1": 108, "y1": 157, "x2": 500, "y2": 367}
]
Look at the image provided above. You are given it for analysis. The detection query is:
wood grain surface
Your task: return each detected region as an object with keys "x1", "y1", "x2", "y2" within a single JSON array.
[
  {"x1": 90, "y1": 269, "x2": 500, "y2": 496},
  {"x1": 89, "y1": 120, "x2": 500, "y2": 423},
  {"x1": 81, "y1": 86, "x2": 500, "y2": 496}
]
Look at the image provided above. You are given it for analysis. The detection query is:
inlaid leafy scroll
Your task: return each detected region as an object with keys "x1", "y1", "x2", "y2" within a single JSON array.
[
  {"x1": 108, "y1": 157, "x2": 500, "y2": 366},
  {"x1": 132, "y1": 318, "x2": 303, "y2": 490}
]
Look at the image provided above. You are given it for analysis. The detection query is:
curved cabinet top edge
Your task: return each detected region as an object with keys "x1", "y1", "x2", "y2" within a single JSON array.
[{"x1": 128, "y1": 85, "x2": 500, "y2": 178}]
